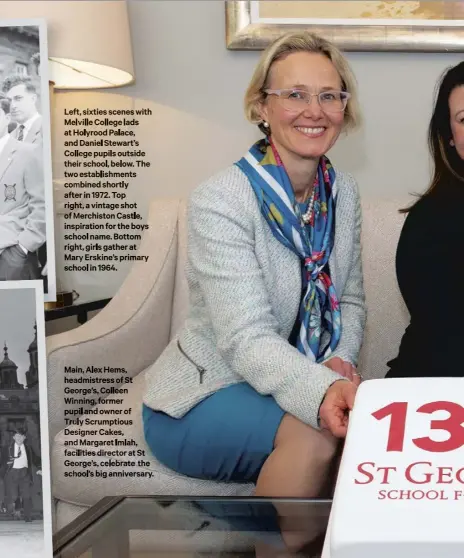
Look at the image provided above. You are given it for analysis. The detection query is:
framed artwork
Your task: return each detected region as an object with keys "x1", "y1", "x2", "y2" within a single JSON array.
[{"x1": 226, "y1": 1, "x2": 464, "y2": 51}]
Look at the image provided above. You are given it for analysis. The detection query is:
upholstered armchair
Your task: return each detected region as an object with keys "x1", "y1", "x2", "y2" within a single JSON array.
[{"x1": 47, "y1": 195, "x2": 409, "y2": 532}]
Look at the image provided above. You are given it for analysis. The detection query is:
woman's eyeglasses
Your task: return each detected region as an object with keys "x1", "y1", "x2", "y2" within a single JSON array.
[{"x1": 263, "y1": 89, "x2": 350, "y2": 113}]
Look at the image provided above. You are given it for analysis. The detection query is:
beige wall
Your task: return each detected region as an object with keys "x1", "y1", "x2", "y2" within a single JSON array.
[
  {"x1": 125, "y1": 0, "x2": 462, "y2": 200},
  {"x1": 49, "y1": 0, "x2": 462, "y2": 329}
]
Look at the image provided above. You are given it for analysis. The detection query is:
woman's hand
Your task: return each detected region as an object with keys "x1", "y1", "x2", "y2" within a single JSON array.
[
  {"x1": 323, "y1": 357, "x2": 361, "y2": 386},
  {"x1": 319, "y1": 380, "x2": 357, "y2": 438}
]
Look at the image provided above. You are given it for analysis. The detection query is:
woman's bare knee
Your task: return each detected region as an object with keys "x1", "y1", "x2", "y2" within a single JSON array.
[
  {"x1": 274, "y1": 413, "x2": 338, "y2": 465},
  {"x1": 257, "y1": 414, "x2": 339, "y2": 499}
]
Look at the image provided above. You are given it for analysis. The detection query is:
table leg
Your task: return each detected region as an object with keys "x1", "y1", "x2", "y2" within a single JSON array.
[{"x1": 77, "y1": 311, "x2": 88, "y2": 325}]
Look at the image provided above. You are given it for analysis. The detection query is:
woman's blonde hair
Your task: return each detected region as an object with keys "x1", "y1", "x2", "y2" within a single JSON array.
[{"x1": 244, "y1": 31, "x2": 361, "y2": 134}]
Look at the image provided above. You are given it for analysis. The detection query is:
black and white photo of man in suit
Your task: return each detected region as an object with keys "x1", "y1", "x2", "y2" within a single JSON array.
[
  {"x1": 2, "y1": 75, "x2": 42, "y2": 145},
  {"x1": 0, "y1": 96, "x2": 45, "y2": 280},
  {"x1": 2, "y1": 73, "x2": 48, "y2": 286},
  {"x1": 0, "y1": 427, "x2": 41, "y2": 522}
]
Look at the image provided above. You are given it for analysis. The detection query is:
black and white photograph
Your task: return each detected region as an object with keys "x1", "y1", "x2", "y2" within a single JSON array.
[
  {"x1": 0, "y1": 21, "x2": 56, "y2": 302},
  {"x1": 0, "y1": 282, "x2": 52, "y2": 557}
]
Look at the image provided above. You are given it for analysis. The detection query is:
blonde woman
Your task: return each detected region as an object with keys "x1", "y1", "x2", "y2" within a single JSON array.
[{"x1": 143, "y1": 31, "x2": 365, "y2": 505}]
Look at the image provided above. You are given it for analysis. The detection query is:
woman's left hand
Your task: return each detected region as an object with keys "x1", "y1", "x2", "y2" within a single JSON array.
[{"x1": 323, "y1": 357, "x2": 361, "y2": 385}]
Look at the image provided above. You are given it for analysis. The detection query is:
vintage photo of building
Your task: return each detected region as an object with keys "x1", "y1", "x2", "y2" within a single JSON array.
[
  {"x1": 0, "y1": 282, "x2": 51, "y2": 556},
  {"x1": 0, "y1": 22, "x2": 56, "y2": 302}
]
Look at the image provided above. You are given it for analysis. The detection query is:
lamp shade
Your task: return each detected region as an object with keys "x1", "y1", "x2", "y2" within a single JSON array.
[{"x1": 0, "y1": 0, "x2": 134, "y2": 89}]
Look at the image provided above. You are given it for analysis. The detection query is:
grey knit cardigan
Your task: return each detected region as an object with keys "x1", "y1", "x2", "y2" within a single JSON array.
[{"x1": 143, "y1": 164, "x2": 366, "y2": 429}]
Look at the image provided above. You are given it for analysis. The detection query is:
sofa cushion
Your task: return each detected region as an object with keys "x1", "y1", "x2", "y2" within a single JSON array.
[
  {"x1": 358, "y1": 198, "x2": 410, "y2": 379},
  {"x1": 52, "y1": 368, "x2": 254, "y2": 507},
  {"x1": 54, "y1": 500, "x2": 89, "y2": 532}
]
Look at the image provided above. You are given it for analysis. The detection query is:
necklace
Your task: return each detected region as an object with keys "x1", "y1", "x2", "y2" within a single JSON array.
[
  {"x1": 301, "y1": 187, "x2": 317, "y2": 225},
  {"x1": 268, "y1": 138, "x2": 318, "y2": 226}
]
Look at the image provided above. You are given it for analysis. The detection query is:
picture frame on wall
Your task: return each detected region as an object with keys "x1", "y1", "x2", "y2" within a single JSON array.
[{"x1": 226, "y1": 1, "x2": 464, "y2": 52}]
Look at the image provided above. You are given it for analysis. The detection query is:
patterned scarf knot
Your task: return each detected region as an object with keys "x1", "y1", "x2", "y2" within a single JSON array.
[{"x1": 235, "y1": 138, "x2": 342, "y2": 362}]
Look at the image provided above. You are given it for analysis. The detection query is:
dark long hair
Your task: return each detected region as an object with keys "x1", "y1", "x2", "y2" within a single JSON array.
[{"x1": 401, "y1": 61, "x2": 464, "y2": 213}]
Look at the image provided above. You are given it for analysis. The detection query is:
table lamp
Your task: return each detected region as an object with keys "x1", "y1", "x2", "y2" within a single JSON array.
[{"x1": 0, "y1": 0, "x2": 134, "y2": 89}]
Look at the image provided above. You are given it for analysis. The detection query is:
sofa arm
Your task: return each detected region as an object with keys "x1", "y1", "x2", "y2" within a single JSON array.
[{"x1": 46, "y1": 197, "x2": 182, "y2": 443}]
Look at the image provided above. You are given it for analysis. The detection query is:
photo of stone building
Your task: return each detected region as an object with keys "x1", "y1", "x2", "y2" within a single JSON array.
[
  {"x1": 0, "y1": 25, "x2": 41, "y2": 100},
  {"x1": 0, "y1": 323, "x2": 42, "y2": 520},
  {"x1": 0, "y1": 281, "x2": 50, "y2": 558}
]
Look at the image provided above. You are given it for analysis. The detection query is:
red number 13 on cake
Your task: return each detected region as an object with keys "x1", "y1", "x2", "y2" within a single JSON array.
[{"x1": 372, "y1": 401, "x2": 464, "y2": 453}]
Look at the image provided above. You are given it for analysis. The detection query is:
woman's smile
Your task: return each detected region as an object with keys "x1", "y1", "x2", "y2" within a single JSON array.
[{"x1": 295, "y1": 125, "x2": 327, "y2": 139}]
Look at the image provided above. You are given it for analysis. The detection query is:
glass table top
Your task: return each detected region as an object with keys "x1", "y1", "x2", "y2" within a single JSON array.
[{"x1": 53, "y1": 496, "x2": 332, "y2": 557}]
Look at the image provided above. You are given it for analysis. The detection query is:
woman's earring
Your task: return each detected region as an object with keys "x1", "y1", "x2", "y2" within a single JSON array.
[
  {"x1": 450, "y1": 139, "x2": 455, "y2": 147},
  {"x1": 263, "y1": 121, "x2": 269, "y2": 128}
]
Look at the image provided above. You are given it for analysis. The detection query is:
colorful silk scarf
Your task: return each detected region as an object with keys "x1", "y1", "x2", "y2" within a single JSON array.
[{"x1": 235, "y1": 138, "x2": 341, "y2": 362}]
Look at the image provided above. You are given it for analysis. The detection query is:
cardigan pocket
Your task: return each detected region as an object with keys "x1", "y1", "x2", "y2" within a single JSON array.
[{"x1": 177, "y1": 340, "x2": 206, "y2": 384}]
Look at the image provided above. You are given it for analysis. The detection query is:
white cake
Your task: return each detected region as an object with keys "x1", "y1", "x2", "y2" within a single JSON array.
[{"x1": 328, "y1": 377, "x2": 464, "y2": 558}]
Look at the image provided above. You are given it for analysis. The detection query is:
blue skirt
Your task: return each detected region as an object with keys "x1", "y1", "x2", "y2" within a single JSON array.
[{"x1": 142, "y1": 382, "x2": 285, "y2": 483}]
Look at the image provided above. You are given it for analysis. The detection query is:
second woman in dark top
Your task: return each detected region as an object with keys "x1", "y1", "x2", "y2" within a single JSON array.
[{"x1": 387, "y1": 61, "x2": 464, "y2": 378}]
